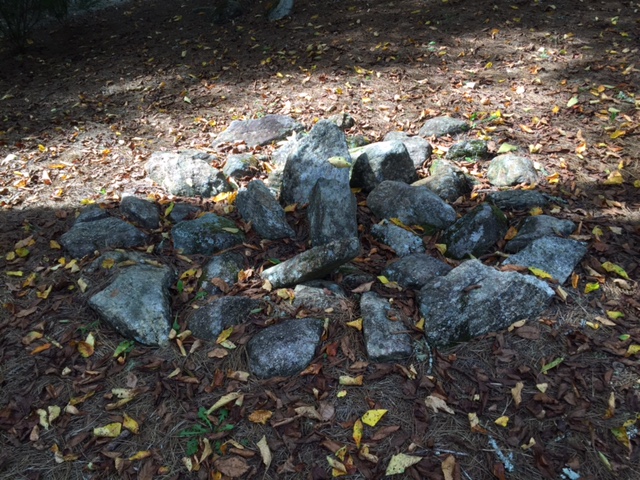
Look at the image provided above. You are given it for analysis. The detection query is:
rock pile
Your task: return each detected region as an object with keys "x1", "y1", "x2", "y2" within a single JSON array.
[{"x1": 61, "y1": 115, "x2": 587, "y2": 378}]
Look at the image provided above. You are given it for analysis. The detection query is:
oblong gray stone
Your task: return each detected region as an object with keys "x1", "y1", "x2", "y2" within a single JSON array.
[
  {"x1": 442, "y1": 203, "x2": 508, "y2": 259},
  {"x1": 382, "y1": 254, "x2": 452, "y2": 290},
  {"x1": 371, "y1": 219, "x2": 425, "y2": 257},
  {"x1": 213, "y1": 114, "x2": 304, "y2": 147},
  {"x1": 308, "y1": 178, "x2": 358, "y2": 247},
  {"x1": 236, "y1": 180, "x2": 294, "y2": 240},
  {"x1": 419, "y1": 116, "x2": 469, "y2": 138},
  {"x1": 487, "y1": 154, "x2": 538, "y2": 186},
  {"x1": 120, "y1": 196, "x2": 160, "y2": 230},
  {"x1": 171, "y1": 213, "x2": 244, "y2": 255},
  {"x1": 361, "y1": 292, "x2": 412, "y2": 363},
  {"x1": 350, "y1": 140, "x2": 418, "y2": 191},
  {"x1": 506, "y1": 215, "x2": 576, "y2": 253}
]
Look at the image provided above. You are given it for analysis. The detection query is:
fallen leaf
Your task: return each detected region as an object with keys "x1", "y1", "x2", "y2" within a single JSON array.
[
  {"x1": 362, "y1": 409, "x2": 387, "y2": 427},
  {"x1": 385, "y1": 453, "x2": 422, "y2": 475},
  {"x1": 495, "y1": 416, "x2": 509, "y2": 427},
  {"x1": 511, "y1": 382, "x2": 524, "y2": 407},
  {"x1": 123, "y1": 413, "x2": 139, "y2": 434},
  {"x1": 248, "y1": 410, "x2": 272, "y2": 425},
  {"x1": 93, "y1": 422, "x2": 122, "y2": 438},
  {"x1": 441, "y1": 455, "x2": 456, "y2": 480},
  {"x1": 353, "y1": 419, "x2": 363, "y2": 449},
  {"x1": 257, "y1": 435, "x2": 272, "y2": 469},
  {"x1": 584, "y1": 282, "x2": 600, "y2": 294},
  {"x1": 497, "y1": 143, "x2": 518, "y2": 153},
  {"x1": 601, "y1": 261, "x2": 630, "y2": 280},
  {"x1": 346, "y1": 318, "x2": 363, "y2": 331},
  {"x1": 339, "y1": 375, "x2": 363, "y2": 386},
  {"x1": 214, "y1": 456, "x2": 249, "y2": 478},
  {"x1": 207, "y1": 392, "x2": 242, "y2": 415},
  {"x1": 128, "y1": 451, "x2": 152, "y2": 461},
  {"x1": 425, "y1": 395, "x2": 455, "y2": 414}
]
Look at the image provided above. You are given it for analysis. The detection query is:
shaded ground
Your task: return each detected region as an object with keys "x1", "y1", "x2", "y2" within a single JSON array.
[{"x1": 1, "y1": 0, "x2": 639, "y2": 478}]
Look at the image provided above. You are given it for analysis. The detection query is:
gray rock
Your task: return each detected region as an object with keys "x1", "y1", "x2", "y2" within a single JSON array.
[
  {"x1": 443, "y1": 203, "x2": 508, "y2": 259},
  {"x1": 200, "y1": 252, "x2": 244, "y2": 295},
  {"x1": 337, "y1": 264, "x2": 378, "y2": 291},
  {"x1": 271, "y1": 135, "x2": 299, "y2": 169},
  {"x1": 76, "y1": 204, "x2": 109, "y2": 223},
  {"x1": 171, "y1": 213, "x2": 244, "y2": 255},
  {"x1": 223, "y1": 154, "x2": 258, "y2": 178},
  {"x1": 120, "y1": 196, "x2": 160, "y2": 230},
  {"x1": 145, "y1": 150, "x2": 231, "y2": 197},
  {"x1": 347, "y1": 134, "x2": 370, "y2": 148},
  {"x1": 213, "y1": 114, "x2": 304, "y2": 147},
  {"x1": 413, "y1": 160, "x2": 471, "y2": 202},
  {"x1": 487, "y1": 154, "x2": 538, "y2": 186},
  {"x1": 189, "y1": 297, "x2": 262, "y2": 341},
  {"x1": 60, "y1": 216, "x2": 148, "y2": 258},
  {"x1": 350, "y1": 141, "x2": 418, "y2": 191},
  {"x1": 382, "y1": 254, "x2": 452, "y2": 290},
  {"x1": 236, "y1": 180, "x2": 294, "y2": 240},
  {"x1": 261, "y1": 237, "x2": 360, "y2": 288},
  {"x1": 168, "y1": 203, "x2": 200, "y2": 223},
  {"x1": 308, "y1": 178, "x2": 358, "y2": 247},
  {"x1": 506, "y1": 215, "x2": 576, "y2": 253},
  {"x1": 487, "y1": 190, "x2": 551, "y2": 211},
  {"x1": 371, "y1": 219, "x2": 425, "y2": 257},
  {"x1": 419, "y1": 116, "x2": 469, "y2": 138},
  {"x1": 446, "y1": 140, "x2": 489, "y2": 161},
  {"x1": 383, "y1": 131, "x2": 433, "y2": 169},
  {"x1": 361, "y1": 292, "x2": 412, "y2": 362},
  {"x1": 293, "y1": 284, "x2": 348, "y2": 312},
  {"x1": 502, "y1": 237, "x2": 587, "y2": 284},
  {"x1": 418, "y1": 260, "x2": 554, "y2": 346},
  {"x1": 281, "y1": 120, "x2": 351, "y2": 205},
  {"x1": 328, "y1": 112, "x2": 355, "y2": 130},
  {"x1": 367, "y1": 181, "x2": 456, "y2": 232},
  {"x1": 89, "y1": 263, "x2": 174, "y2": 346},
  {"x1": 248, "y1": 318, "x2": 324, "y2": 378},
  {"x1": 268, "y1": 0, "x2": 294, "y2": 21}
]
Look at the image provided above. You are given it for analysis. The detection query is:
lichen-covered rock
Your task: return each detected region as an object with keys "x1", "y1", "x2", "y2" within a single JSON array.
[
  {"x1": 120, "y1": 196, "x2": 160, "y2": 230},
  {"x1": 293, "y1": 283, "x2": 348, "y2": 312},
  {"x1": 350, "y1": 141, "x2": 418, "y2": 191},
  {"x1": 419, "y1": 116, "x2": 469, "y2": 138},
  {"x1": 442, "y1": 204, "x2": 508, "y2": 259},
  {"x1": 213, "y1": 114, "x2": 304, "y2": 147},
  {"x1": 487, "y1": 190, "x2": 552, "y2": 211},
  {"x1": 371, "y1": 219, "x2": 425, "y2": 257},
  {"x1": 223, "y1": 153, "x2": 259, "y2": 178},
  {"x1": 367, "y1": 181, "x2": 456, "y2": 232},
  {"x1": 413, "y1": 160, "x2": 471, "y2": 202},
  {"x1": 248, "y1": 318, "x2": 324, "y2": 378},
  {"x1": 145, "y1": 150, "x2": 232, "y2": 197},
  {"x1": 328, "y1": 112, "x2": 355, "y2": 130},
  {"x1": 419, "y1": 260, "x2": 554, "y2": 346},
  {"x1": 171, "y1": 213, "x2": 244, "y2": 255},
  {"x1": 382, "y1": 254, "x2": 452, "y2": 290},
  {"x1": 200, "y1": 252, "x2": 244, "y2": 295},
  {"x1": 446, "y1": 140, "x2": 488, "y2": 161},
  {"x1": 361, "y1": 292, "x2": 412, "y2": 362},
  {"x1": 383, "y1": 131, "x2": 433, "y2": 169},
  {"x1": 506, "y1": 215, "x2": 576, "y2": 253},
  {"x1": 189, "y1": 297, "x2": 262, "y2": 341},
  {"x1": 308, "y1": 178, "x2": 357, "y2": 247},
  {"x1": 487, "y1": 154, "x2": 538, "y2": 186},
  {"x1": 280, "y1": 120, "x2": 351, "y2": 205},
  {"x1": 502, "y1": 237, "x2": 587, "y2": 284},
  {"x1": 89, "y1": 263, "x2": 175, "y2": 346},
  {"x1": 261, "y1": 237, "x2": 360, "y2": 288},
  {"x1": 236, "y1": 180, "x2": 294, "y2": 240}
]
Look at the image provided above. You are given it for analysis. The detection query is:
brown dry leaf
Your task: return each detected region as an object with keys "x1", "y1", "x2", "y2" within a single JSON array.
[
  {"x1": 353, "y1": 419, "x2": 363, "y2": 449},
  {"x1": 441, "y1": 454, "x2": 456, "y2": 480},
  {"x1": 604, "y1": 392, "x2": 616, "y2": 419},
  {"x1": 425, "y1": 395, "x2": 455, "y2": 414},
  {"x1": 514, "y1": 325, "x2": 540, "y2": 340},
  {"x1": 207, "y1": 348, "x2": 229, "y2": 358},
  {"x1": 295, "y1": 406, "x2": 323, "y2": 421},
  {"x1": 351, "y1": 281, "x2": 374, "y2": 293},
  {"x1": 468, "y1": 412, "x2": 487, "y2": 434},
  {"x1": 248, "y1": 410, "x2": 273, "y2": 425},
  {"x1": 300, "y1": 363, "x2": 323, "y2": 375},
  {"x1": 371, "y1": 425, "x2": 401, "y2": 441},
  {"x1": 227, "y1": 370, "x2": 250, "y2": 382},
  {"x1": 511, "y1": 382, "x2": 524, "y2": 407},
  {"x1": 214, "y1": 456, "x2": 250, "y2": 478}
]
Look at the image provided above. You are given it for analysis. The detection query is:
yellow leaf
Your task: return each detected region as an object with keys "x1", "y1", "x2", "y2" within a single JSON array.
[
  {"x1": 536, "y1": 383, "x2": 548, "y2": 393},
  {"x1": 15, "y1": 247, "x2": 29, "y2": 258},
  {"x1": 339, "y1": 375, "x2": 363, "y2": 386},
  {"x1": 625, "y1": 344, "x2": 640, "y2": 357},
  {"x1": 123, "y1": 413, "x2": 139, "y2": 434},
  {"x1": 442, "y1": 455, "x2": 456, "y2": 480},
  {"x1": 361, "y1": 409, "x2": 387, "y2": 427},
  {"x1": 22, "y1": 331, "x2": 43, "y2": 345},
  {"x1": 552, "y1": 105, "x2": 560, "y2": 114},
  {"x1": 7, "y1": 271, "x2": 24, "y2": 277},
  {"x1": 485, "y1": 62, "x2": 493, "y2": 69},
  {"x1": 283, "y1": 203, "x2": 297, "y2": 212},
  {"x1": 337, "y1": 390, "x2": 347, "y2": 398},
  {"x1": 634, "y1": 180, "x2": 640, "y2": 188},
  {"x1": 385, "y1": 453, "x2": 422, "y2": 475},
  {"x1": 77, "y1": 338, "x2": 94, "y2": 358},
  {"x1": 529, "y1": 267, "x2": 553, "y2": 279},
  {"x1": 601, "y1": 261, "x2": 630, "y2": 279},
  {"x1": 584, "y1": 282, "x2": 600, "y2": 294},
  {"x1": 415, "y1": 317, "x2": 425, "y2": 331},
  {"x1": 248, "y1": 410, "x2": 273, "y2": 425},
  {"x1": 221, "y1": 227, "x2": 239, "y2": 233},
  {"x1": 468, "y1": 412, "x2": 487, "y2": 434},
  {"x1": 38, "y1": 144, "x2": 47, "y2": 152},
  {"x1": 611, "y1": 427, "x2": 630, "y2": 449},
  {"x1": 216, "y1": 326, "x2": 234, "y2": 345},
  {"x1": 546, "y1": 172, "x2": 560, "y2": 184},
  {"x1": 5, "y1": 251, "x2": 15, "y2": 261},
  {"x1": 511, "y1": 382, "x2": 524, "y2": 407},
  {"x1": 606, "y1": 311, "x2": 624, "y2": 320},
  {"x1": 77, "y1": 278, "x2": 88, "y2": 293},
  {"x1": 567, "y1": 96, "x2": 579, "y2": 107},
  {"x1": 529, "y1": 206, "x2": 543, "y2": 216},
  {"x1": 610, "y1": 130, "x2": 625, "y2": 139},
  {"x1": 128, "y1": 451, "x2": 152, "y2": 461},
  {"x1": 206, "y1": 392, "x2": 242, "y2": 415},
  {"x1": 346, "y1": 318, "x2": 363, "y2": 331},
  {"x1": 377, "y1": 276, "x2": 389, "y2": 284},
  {"x1": 353, "y1": 419, "x2": 363, "y2": 449},
  {"x1": 495, "y1": 416, "x2": 509, "y2": 427},
  {"x1": 603, "y1": 171, "x2": 624, "y2": 185},
  {"x1": 257, "y1": 435, "x2": 272, "y2": 469},
  {"x1": 435, "y1": 244, "x2": 447, "y2": 255},
  {"x1": 93, "y1": 422, "x2": 122, "y2": 438}
]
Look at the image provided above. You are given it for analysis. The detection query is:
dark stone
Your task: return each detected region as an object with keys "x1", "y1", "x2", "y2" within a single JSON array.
[
  {"x1": 418, "y1": 116, "x2": 469, "y2": 138},
  {"x1": 120, "y1": 196, "x2": 160, "y2": 229},
  {"x1": 236, "y1": 180, "x2": 294, "y2": 240},
  {"x1": 350, "y1": 141, "x2": 418, "y2": 191},
  {"x1": 213, "y1": 114, "x2": 304, "y2": 147},
  {"x1": 443, "y1": 203, "x2": 508, "y2": 259},
  {"x1": 60, "y1": 216, "x2": 148, "y2": 258},
  {"x1": 361, "y1": 292, "x2": 412, "y2": 362},
  {"x1": 308, "y1": 178, "x2": 358, "y2": 247},
  {"x1": 382, "y1": 254, "x2": 452, "y2": 290},
  {"x1": 189, "y1": 297, "x2": 262, "y2": 341},
  {"x1": 371, "y1": 219, "x2": 425, "y2": 257},
  {"x1": 171, "y1": 213, "x2": 244, "y2": 255},
  {"x1": 506, "y1": 215, "x2": 576, "y2": 253}
]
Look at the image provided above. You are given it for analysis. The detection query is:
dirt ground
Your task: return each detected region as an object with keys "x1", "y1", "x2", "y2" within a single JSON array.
[{"x1": 1, "y1": 0, "x2": 639, "y2": 478}]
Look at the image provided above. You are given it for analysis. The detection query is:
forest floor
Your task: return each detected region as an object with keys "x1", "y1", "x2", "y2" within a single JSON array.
[{"x1": 0, "y1": 0, "x2": 639, "y2": 478}]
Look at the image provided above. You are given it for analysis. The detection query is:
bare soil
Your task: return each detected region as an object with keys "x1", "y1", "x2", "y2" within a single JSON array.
[{"x1": 1, "y1": 0, "x2": 639, "y2": 479}]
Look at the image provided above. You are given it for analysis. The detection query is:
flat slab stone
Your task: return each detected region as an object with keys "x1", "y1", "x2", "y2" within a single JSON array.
[
  {"x1": 371, "y1": 219, "x2": 425, "y2": 257},
  {"x1": 261, "y1": 237, "x2": 360, "y2": 288},
  {"x1": 89, "y1": 263, "x2": 174, "y2": 346},
  {"x1": 172, "y1": 213, "x2": 244, "y2": 255},
  {"x1": 487, "y1": 154, "x2": 538, "y2": 186},
  {"x1": 361, "y1": 292, "x2": 412, "y2": 362},
  {"x1": 188, "y1": 297, "x2": 262, "y2": 341},
  {"x1": 213, "y1": 114, "x2": 304, "y2": 147},
  {"x1": 382, "y1": 254, "x2": 452, "y2": 290},
  {"x1": 248, "y1": 318, "x2": 324, "y2": 378},
  {"x1": 419, "y1": 260, "x2": 554, "y2": 346},
  {"x1": 502, "y1": 236, "x2": 587, "y2": 284},
  {"x1": 60, "y1": 216, "x2": 148, "y2": 258},
  {"x1": 419, "y1": 116, "x2": 469, "y2": 138},
  {"x1": 487, "y1": 190, "x2": 552, "y2": 211},
  {"x1": 293, "y1": 284, "x2": 348, "y2": 312},
  {"x1": 506, "y1": 215, "x2": 576, "y2": 253}
]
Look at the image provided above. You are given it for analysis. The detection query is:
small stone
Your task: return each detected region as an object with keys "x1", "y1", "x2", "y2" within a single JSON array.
[
  {"x1": 200, "y1": 253, "x2": 244, "y2": 295},
  {"x1": 236, "y1": 180, "x2": 294, "y2": 240},
  {"x1": 189, "y1": 297, "x2": 262, "y2": 341},
  {"x1": 382, "y1": 254, "x2": 452, "y2": 290},
  {"x1": 168, "y1": 203, "x2": 200, "y2": 223},
  {"x1": 171, "y1": 213, "x2": 244, "y2": 255},
  {"x1": 328, "y1": 112, "x2": 355, "y2": 130},
  {"x1": 446, "y1": 140, "x2": 489, "y2": 161},
  {"x1": 442, "y1": 203, "x2": 508, "y2": 259},
  {"x1": 213, "y1": 114, "x2": 304, "y2": 147},
  {"x1": 506, "y1": 215, "x2": 576, "y2": 253},
  {"x1": 487, "y1": 190, "x2": 552, "y2": 211},
  {"x1": 223, "y1": 153, "x2": 258, "y2": 178},
  {"x1": 120, "y1": 196, "x2": 160, "y2": 229},
  {"x1": 413, "y1": 160, "x2": 471, "y2": 202},
  {"x1": 371, "y1": 219, "x2": 425, "y2": 257},
  {"x1": 383, "y1": 131, "x2": 433, "y2": 169},
  {"x1": 361, "y1": 292, "x2": 412, "y2": 362},
  {"x1": 350, "y1": 141, "x2": 418, "y2": 191},
  {"x1": 293, "y1": 284, "x2": 348, "y2": 312},
  {"x1": 487, "y1": 154, "x2": 538, "y2": 186},
  {"x1": 418, "y1": 116, "x2": 469, "y2": 138}
]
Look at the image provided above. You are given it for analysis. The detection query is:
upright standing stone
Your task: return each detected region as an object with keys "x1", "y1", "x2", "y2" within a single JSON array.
[{"x1": 308, "y1": 178, "x2": 358, "y2": 247}]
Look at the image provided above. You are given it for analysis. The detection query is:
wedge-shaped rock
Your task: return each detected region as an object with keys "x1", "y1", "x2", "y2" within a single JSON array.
[
  {"x1": 382, "y1": 254, "x2": 452, "y2": 290},
  {"x1": 308, "y1": 178, "x2": 357, "y2": 247},
  {"x1": 361, "y1": 292, "x2": 412, "y2": 362},
  {"x1": 172, "y1": 213, "x2": 244, "y2": 255},
  {"x1": 248, "y1": 318, "x2": 324, "y2": 378},
  {"x1": 60, "y1": 215, "x2": 147, "y2": 259},
  {"x1": 371, "y1": 219, "x2": 425, "y2": 257},
  {"x1": 89, "y1": 263, "x2": 174, "y2": 346},
  {"x1": 502, "y1": 237, "x2": 587, "y2": 284},
  {"x1": 367, "y1": 181, "x2": 456, "y2": 232},
  {"x1": 145, "y1": 150, "x2": 231, "y2": 197},
  {"x1": 487, "y1": 154, "x2": 538, "y2": 186},
  {"x1": 189, "y1": 297, "x2": 263, "y2": 341},
  {"x1": 419, "y1": 260, "x2": 554, "y2": 346},
  {"x1": 442, "y1": 203, "x2": 508, "y2": 259},
  {"x1": 506, "y1": 215, "x2": 576, "y2": 253},
  {"x1": 120, "y1": 196, "x2": 160, "y2": 229},
  {"x1": 418, "y1": 116, "x2": 469, "y2": 138},
  {"x1": 236, "y1": 180, "x2": 294, "y2": 240},
  {"x1": 261, "y1": 237, "x2": 360, "y2": 288},
  {"x1": 212, "y1": 114, "x2": 304, "y2": 147},
  {"x1": 383, "y1": 131, "x2": 433, "y2": 169},
  {"x1": 350, "y1": 141, "x2": 418, "y2": 191},
  {"x1": 280, "y1": 120, "x2": 351, "y2": 205}
]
